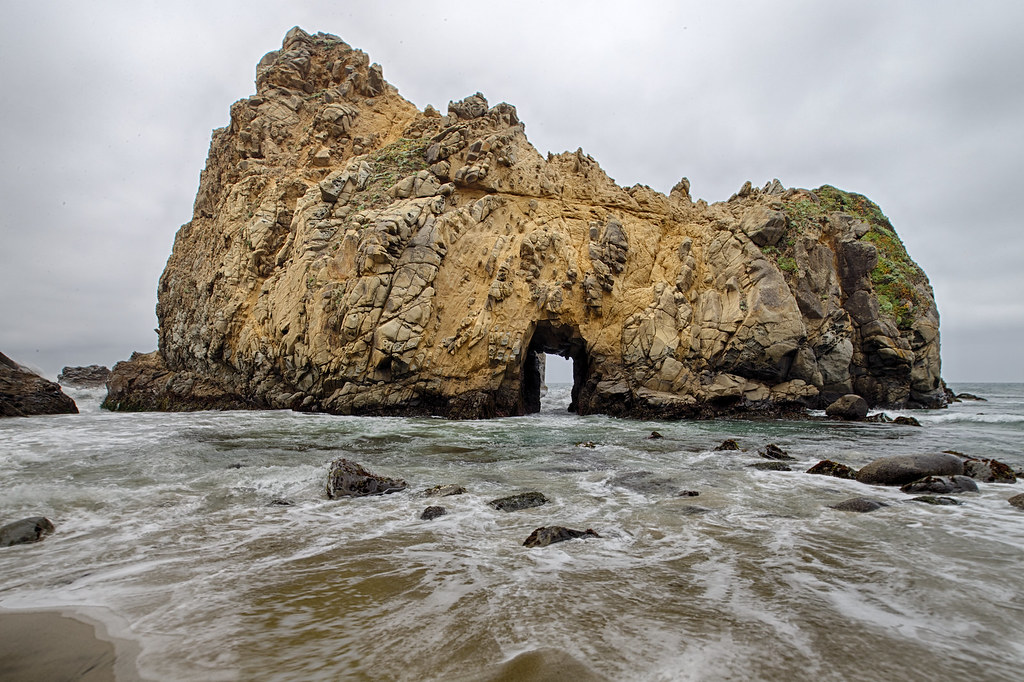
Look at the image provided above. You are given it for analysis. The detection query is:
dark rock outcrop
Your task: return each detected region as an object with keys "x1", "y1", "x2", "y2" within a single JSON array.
[
  {"x1": 57, "y1": 365, "x2": 111, "y2": 387},
  {"x1": 955, "y1": 393, "x2": 986, "y2": 401},
  {"x1": 829, "y1": 497, "x2": 889, "y2": 513},
  {"x1": 0, "y1": 352, "x2": 77, "y2": 417},
  {"x1": 488, "y1": 492, "x2": 547, "y2": 512},
  {"x1": 825, "y1": 394, "x2": 868, "y2": 420},
  {"x1": 325, "y1": 458, "x2": 407, "y2": 498},
  {"x1": 908, "y1": 496, "x2": 962, "y2": 506},
  {"x1": 0, "y1": 517, "x2": 55, "y2": 547},
  {"x1": 899, "y1": 475, "x2": 978, "y2": 494},
  {"x1": 103, "y1": 27, "x2": 946, "y2": 420},
  {"x1": 855, "y1": 453, "x2": 963, "y2": 486},
  {"x1": 1008, "y1": 494, "x2": 1024, "y2": 510},
  {"x1": 523, "y1": 526, "x2": 600, "y2": 548},
  {"x1": 892, "y1": 416, "x2": 921, "y2": 427},
  {"x1": 806, "y1": 459, "x2": 858, "y2": 479},
  {"x1": 715, "y1": 439, "x2": 740, "y2": 451}
]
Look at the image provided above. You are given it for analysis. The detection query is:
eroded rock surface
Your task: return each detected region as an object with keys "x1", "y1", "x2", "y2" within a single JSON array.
[
  {"x1": 105, "y1": 27, "x2": 946, "y2": 419},
  {"x1": 57, "y1": 365, "x2": 110, "y2": 387}
]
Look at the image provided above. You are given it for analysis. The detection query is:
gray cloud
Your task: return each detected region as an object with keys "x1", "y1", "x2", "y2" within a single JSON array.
[{"x1": 1, "y1": 0, "x2": 1021, "y2": 382}]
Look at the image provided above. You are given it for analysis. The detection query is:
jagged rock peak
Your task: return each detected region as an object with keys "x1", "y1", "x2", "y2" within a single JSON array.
[{"x1": 106, "y1": 28, "x2": 945, "y2": 419}]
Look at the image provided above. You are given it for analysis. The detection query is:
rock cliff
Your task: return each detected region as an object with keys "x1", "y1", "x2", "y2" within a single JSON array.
[{"x1": 104, "y1": 27, "x2": 945, "y2": 418}]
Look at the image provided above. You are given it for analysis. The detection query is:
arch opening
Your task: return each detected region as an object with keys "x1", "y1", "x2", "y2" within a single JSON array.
[{"x1": 522, "y1": 321, "x2": 589, "y2": 414}]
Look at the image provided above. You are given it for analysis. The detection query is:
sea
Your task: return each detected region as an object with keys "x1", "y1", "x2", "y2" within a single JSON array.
[{"x1": 1, "y1": 382, "x2": 1022, "y2": 681}]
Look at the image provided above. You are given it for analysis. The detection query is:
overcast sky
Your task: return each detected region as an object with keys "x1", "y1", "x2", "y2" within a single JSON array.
[{"x1": 1, "y1": 1, "x2": 1022, "y2": 383}]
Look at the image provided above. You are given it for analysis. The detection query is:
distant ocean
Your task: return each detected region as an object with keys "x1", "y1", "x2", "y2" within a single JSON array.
[{"x1": 1, "y1": 383, "x2": 1022, "y2": 681}]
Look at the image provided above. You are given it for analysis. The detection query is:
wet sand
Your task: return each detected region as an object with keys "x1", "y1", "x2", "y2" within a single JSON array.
[{"x1": 0, "y1": 609, "x2": 137, "y2": 681}]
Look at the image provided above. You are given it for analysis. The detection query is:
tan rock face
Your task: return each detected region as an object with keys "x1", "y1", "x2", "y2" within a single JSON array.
[{"x1": 107, "y1": 27, "x2": 945, "y2": 418}]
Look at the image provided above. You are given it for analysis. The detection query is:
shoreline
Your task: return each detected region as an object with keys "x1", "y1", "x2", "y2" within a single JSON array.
[{"x1": 0, "y1": 608, "x2": 141, "y2": 681}]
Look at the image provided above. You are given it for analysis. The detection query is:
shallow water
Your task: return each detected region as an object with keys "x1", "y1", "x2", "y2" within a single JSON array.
[{"x1": 1, "y1": 384, "x2": 1022, "y2": 680}]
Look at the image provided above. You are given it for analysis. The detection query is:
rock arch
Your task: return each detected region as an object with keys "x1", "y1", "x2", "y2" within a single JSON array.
[{"x1": 521, "y1": 320, "x2": 590, "y2": 414}]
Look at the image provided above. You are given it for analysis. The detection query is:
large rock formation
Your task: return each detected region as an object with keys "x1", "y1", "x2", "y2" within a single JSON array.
[
  {"x1": 1, "y1": 352, "x2": 78, "y2": 417},
  {"x1": 105, "y1": 27, "x2": 945, "y2": 419}
]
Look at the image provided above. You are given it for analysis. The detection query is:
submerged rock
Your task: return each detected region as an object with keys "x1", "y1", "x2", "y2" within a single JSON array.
[
  {"x1": 420, "y1": 506, "x2": 447, "y2": 520},
  {"x1": 488, "y1": 492, "x2": 547, "y2": 512},
  {"x1": 892, "y1": 416, "x2": 921, "y2": 427},
  {"x1": 326, "y1": 458, "x2": 408, "y2": 498},
  {"x1": 899, "y1": 475, "x2": 978, "y2": 494},
  {"x1": 1008, "y1": 494, "x2": 1024, "y2": 510},
  {"x1": 715, "y1": 439, "x2": 740, "y2": 451},
  {"x1": 825, "y1": 394, "x2": 869, "y2": 421},
  {"x1": 523, "y1": 526, "x2": 600, "y2": 548},
  {"x1": 609, "y1": 471, "x2": 679, "y2": 494},
  {"x1": 908, "y1": 496, "x2": 962, "y2": 506},
  {"x1": 828, "y1": 497, "x2": 889, "y2": 513},
  {"x1": 748, "y1": 461, "x2": 792, "y2": 471},
  {"x1": 424, "y1": 484, "x2": 467, "y2": 497},
  {"x1": 806, "y1": 459, "x2": 858, "y2": 479},
  {"x1": 102, "y1": 28, "x2": 946, "y2": 420},
  {"x1": 1, "y1": 352, "x2": 77, "y2": 417},
  {"x1": 855, "y1": 453, "x2": 963, "y2": 486},
  {"x1": 0, "y1": 517, "x2": 55, "y2": 547},
  {"x1": 955, "y1": 393, "x2": 986, "y2": 401}
]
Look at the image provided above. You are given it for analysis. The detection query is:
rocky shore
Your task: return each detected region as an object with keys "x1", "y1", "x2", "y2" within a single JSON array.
[
  {"x1": 105, "y1": 27, "x2": 946, "y2": 419},
  {"x1": 0, "y1": 352, "x2": 77, "y2": 417}
]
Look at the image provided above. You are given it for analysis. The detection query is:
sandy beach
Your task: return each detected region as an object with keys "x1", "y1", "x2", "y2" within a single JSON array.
[{"x1": 0, "y1": 609, "x2": 137, "y2": 681}]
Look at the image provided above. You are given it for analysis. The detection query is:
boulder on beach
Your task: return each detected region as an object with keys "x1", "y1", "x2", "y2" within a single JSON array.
[
  {"x1": 523, "y1": 526, "x2": 600, "y2": 548},
  {"x1": 806, "y1": 459, "x2": 858, "y2": 479},
  {"x1": 825, "y1": 394, "x2": 869, "y2": 420},
  {"x1": 900, "y1": 475, "x2": 978, "y2": 494},
  {"x1": 828, "y1": 497, "x2": 889, "y2": 513},
  {"x1": 855, "y1": 453, "x2": 963, "y2": 486},
  {"x1": 326, "y1": 458, "x2": 407, "y2": 498},
  {"x1": 957, "y1": 456, "x2": 1017, "y2": 484},
  {"x1": 0, "y1": 517, "x2": 55, "y2": 547},
  {"x1": 1, "y1": 352, "x2": 77, "y2": 417},
  {"x1": 488, "y1": 492, "x2": 548, "y2": 512}
]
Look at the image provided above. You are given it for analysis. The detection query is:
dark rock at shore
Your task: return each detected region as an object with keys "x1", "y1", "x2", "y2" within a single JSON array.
[
  {"x1": 420, "y1": 506, "x2": 447, "y2": 520},
  {"x1": 1008, "y1": 493, "x2": 1024, "y2": 510},
  {"x1": 806, "y1": 459, "x2": 858, "y2": 479},
  {"x1": 523, "y1": 526, "x2": 600, "y2": 548},
  {"x1": 900, "y1": 475, "x2": 978, "y2": 495},
  {"x1": 955, "y1": 392, "x2": 986, "y2": 401},
  {"x1": 715, "y1": 439, "x2": 740, "y2": 451},
  {"x1": 57, "y1": 365, "x2": 110, "y2": 387},
  {"x1": 748, "y1": 461, "x2": 792, "y2": 471},
  {"x1": 760, "y1": 443, "x2": 795, "y2": 461},
  {"x1": 855, "y1": 453, "x2": 963, "y2": 486},
  {"x1": 0, "y1": 517, "x2": 55, "y2": 547},
  {"x1": 829, "y1": 497, "x2": 889, "y2": 513},
  {"x1": 957, "y1": 456, "x2": 1017, "y2": 484},
  {"x1": 1, "y1": 352, "x2": 77, "y2": 417},
  {"x1": 488, "y1": 492, "x2": 548, "y2": 512},
  {"x1": 908, "y1": 495, "x2": 962, "y2": 506},
  {"x1": 825, "y1": 394, "x2": 869, "y2": 421},
  {"x1": 326, "y1": 458, "x2": 408, "y2": 498},
  {"x1": 893, "y1": 416, "x2": 922, "y2": 427},
  {"x1": 424, "y1": 484, "x2": 467, "y2": 497}
]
